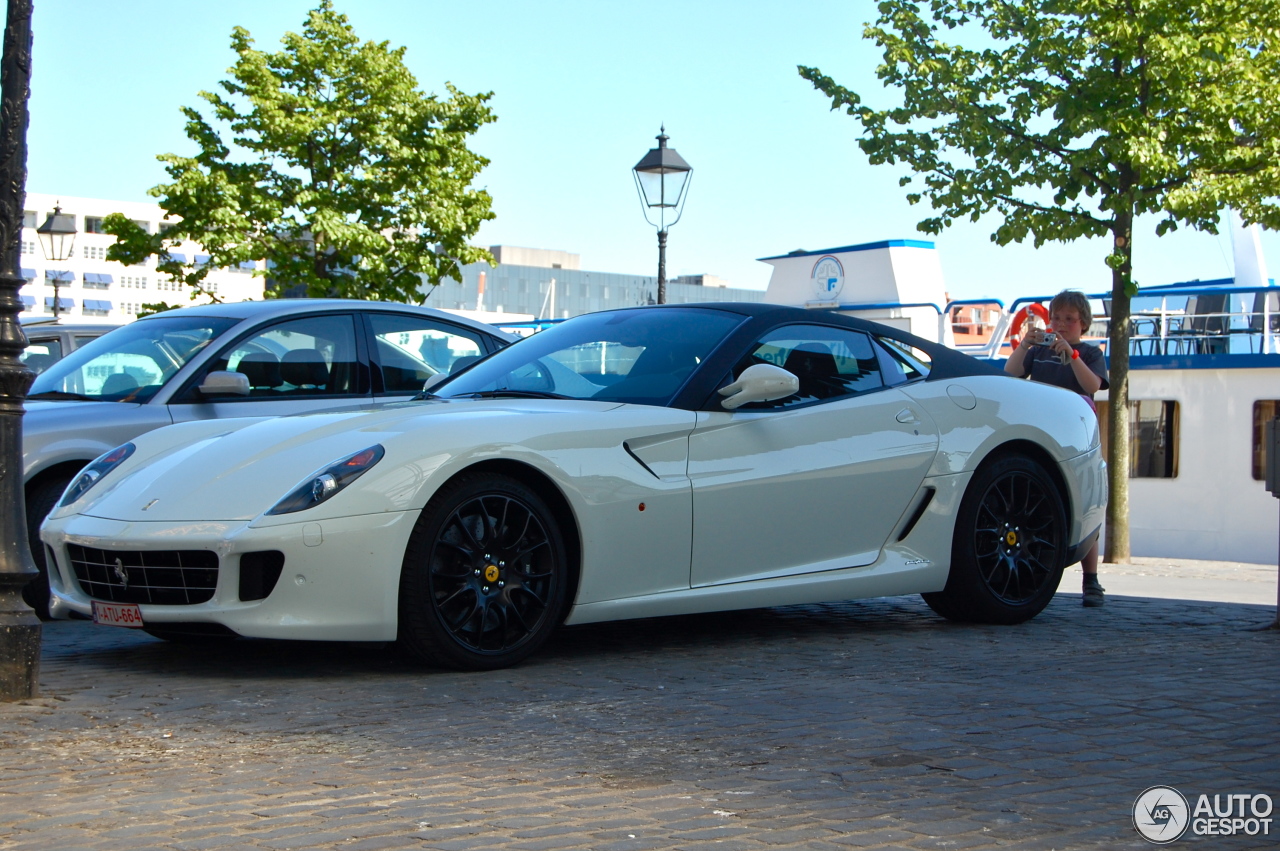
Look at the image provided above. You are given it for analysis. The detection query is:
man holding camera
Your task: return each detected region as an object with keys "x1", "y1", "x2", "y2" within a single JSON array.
[{"x1": 1004, "y1": 290, "x2": 1109, "y2": 606}]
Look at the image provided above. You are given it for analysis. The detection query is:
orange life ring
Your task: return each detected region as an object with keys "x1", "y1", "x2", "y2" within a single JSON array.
[{"x1": 1009, "y1": 303, "x2": 1050, "y2": 348}]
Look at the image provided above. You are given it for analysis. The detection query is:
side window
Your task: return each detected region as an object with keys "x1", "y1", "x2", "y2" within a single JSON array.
[
  {"x1": 367, "y1": 314, "x2": 486, "y2": 394},
  {"x1": 733, "y1": 324, "x2": 886, "y2": 409},
  {"x1": 22, "y1": 338, "x2": 63, "y2": 374},
  {"x1": 216, "y1": 314, "x2": 360, "y2": 398},
  {"x1": 875, "y1": 337, "x2": 931, "y2": 385}
]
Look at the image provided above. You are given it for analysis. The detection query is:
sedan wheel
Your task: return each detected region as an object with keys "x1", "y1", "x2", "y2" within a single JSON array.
[
  {"x1": 399, "y1": 473, "x2": 567, "y2": 670},
  {"x1": 923, "y1": 454, "x2": 1067, "y2": 624},
  {"x1": 23, "y1": 474, "x2": 73, "y2": 620}
]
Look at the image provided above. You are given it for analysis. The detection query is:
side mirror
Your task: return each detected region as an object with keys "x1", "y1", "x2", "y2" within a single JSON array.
[
  {"x1": 421, "y1": 372, "x2": 449, "y2": 393},
  {"x1": 198, "y1": 370, "x2": 250, "y2": 397},
  {"x1": 718, "y1": 363, "x2": 799, "y2": 410}
]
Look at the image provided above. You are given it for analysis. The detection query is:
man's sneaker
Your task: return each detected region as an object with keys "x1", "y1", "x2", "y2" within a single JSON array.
[{"x1": 1082, "y1": 576, "x2": 1106, "y2": 608}]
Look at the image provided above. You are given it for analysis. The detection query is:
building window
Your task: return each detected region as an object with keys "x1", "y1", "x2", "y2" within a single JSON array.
[
  {"x1": 159, "y1": 222, "x2": 178, "y2": 234},
  {"x1": 121, "y1": 275, "x2": 148, "y2": 289},
  {"x1": 1130, "y1": 400, "x2": 1178, "y2": 478},
  {"x1": 22, "y1": 210, "x2": 36, "y2": 228},
  {"x1": 81, "y1": 245, "x2": 107, "y2": 260},
  {"x1": 1253, "y1": 401, "x2": 1280, "y2": 481},
  {"x1": 131, "y1": 219, "x2": 150, "y2": 233},
  {"x1": 21, "y1": 240, "x2": 34, "y2": 255},
  {"x1": 84, "y1": 216, "x2": 106, "y2": 234}
]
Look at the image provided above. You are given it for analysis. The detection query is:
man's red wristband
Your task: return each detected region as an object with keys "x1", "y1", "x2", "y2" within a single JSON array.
[{"x1": 1071, "y1": 349, "x2": 1080, "y2": 360}]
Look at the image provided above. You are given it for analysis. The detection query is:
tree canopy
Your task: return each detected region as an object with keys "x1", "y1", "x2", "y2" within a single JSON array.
[
  {"x1": 106, "y1": 1, "x2": 496, "y2": 304},
  {"x1": 800, "y1": 0, "x2": 1280, "y2": 559}
]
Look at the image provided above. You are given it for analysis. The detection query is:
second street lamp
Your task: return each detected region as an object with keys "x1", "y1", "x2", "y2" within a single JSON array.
[
  {"x1": 632, "y1": 127, "x2": 692, "y2": 305},
  {"x1": 36, "y1": 204, "x2": 76, "y2": 317}
]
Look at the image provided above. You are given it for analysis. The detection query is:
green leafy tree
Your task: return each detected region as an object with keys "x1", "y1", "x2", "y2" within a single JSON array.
[
  {"x1": 800, "y1": 0, "x2": 1280, "y2": 561},
  {"x1": 106, "y1": 0, "x2": 496, "y2": 304}
]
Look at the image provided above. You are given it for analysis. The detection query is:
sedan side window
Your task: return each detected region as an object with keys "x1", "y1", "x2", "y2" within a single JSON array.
[
  {"x1": 22, "y1": 338, "x2": 62, "y2": 374},
  {"x1": 732, "y1": 324, "x2": 886, "y2": 410},
  {"x1": 206, "y1": 315, "x2": 360, "y2": 398},
  {"x1": 367, "y1": 314, "x2": 486, "y2": 394}
]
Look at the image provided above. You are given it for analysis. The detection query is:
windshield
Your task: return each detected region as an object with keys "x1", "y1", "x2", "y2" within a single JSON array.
[
  {"x1": 29, "y1": 315, "x2": 239, "y2": 403},
  {"x1": 436, "y1": 307, "x2": 745, "y2": 406}
]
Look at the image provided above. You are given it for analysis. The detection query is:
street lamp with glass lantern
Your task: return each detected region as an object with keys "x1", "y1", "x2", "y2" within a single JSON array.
[
  {"x1": 632, "y1": 127, "x2": 692, "y2": 305},
  {"x1": 36, "y1": 204, "x2": 76, "y2": 317}
]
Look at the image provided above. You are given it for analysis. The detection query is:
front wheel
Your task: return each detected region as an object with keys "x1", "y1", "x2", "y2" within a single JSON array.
[
  {"x1": 398, "y1": 473, "x2": 568, "y2": 671},
  {"x1": 923, "y1": 454, "x2": 1067, "y2": 624},
  {"x1": 23, "y1": 475, "x2": 73, "y2": 619}
]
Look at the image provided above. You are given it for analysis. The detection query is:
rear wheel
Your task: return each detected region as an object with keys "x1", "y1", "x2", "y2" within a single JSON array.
[
  {"x1": 23, "y1": 475, "x2": 73, "y2": 619},
  {"x1": 923, "y1": 454, "x2": 1067, "y2": 624},
  {"x1": 398, "y1": 473, "x2": 567, "y2": 671}
]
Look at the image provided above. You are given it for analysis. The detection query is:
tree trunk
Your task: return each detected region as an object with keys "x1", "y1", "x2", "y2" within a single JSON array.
[{"x1": 1104, "y1": 224, "x2": 1133, "y2": 564}]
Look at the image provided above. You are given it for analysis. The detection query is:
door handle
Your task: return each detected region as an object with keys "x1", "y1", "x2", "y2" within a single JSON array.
[{"x1": 895, "y1": 408, "x2": 920, "y2": 424}]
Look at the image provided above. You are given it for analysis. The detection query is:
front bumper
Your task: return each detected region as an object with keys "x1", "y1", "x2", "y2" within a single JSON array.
[{"x1": 41, "y1": 510, "x2": 418, "y2": 642}]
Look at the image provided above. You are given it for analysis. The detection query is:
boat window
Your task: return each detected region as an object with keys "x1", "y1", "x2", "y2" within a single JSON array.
[
  {"x1": 1253, "y1": 401, "x2": 1280, "y2": 481},
  {"x1": 1096, "y1": 400, "x2": 1180, "y2": 478},
  {"x1": 1131, "y1": 400, "x2": 1179, "y2": 478}
]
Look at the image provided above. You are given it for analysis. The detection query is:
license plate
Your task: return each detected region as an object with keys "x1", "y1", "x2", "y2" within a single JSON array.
[{"x1": 92, "y1": 601, "x2": 144, "y2": 628}]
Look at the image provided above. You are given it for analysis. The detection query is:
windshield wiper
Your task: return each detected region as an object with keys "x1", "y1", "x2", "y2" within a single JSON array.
[
  {"x1": 460, "y1": 389, "x2": 571, "y2": 400},
  {"x1": 27, "y1": 391, "x2": 98, "y2": 402}
]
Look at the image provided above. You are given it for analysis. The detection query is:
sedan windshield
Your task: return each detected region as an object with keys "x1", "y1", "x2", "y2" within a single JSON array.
[
  {"x1": 437, "y1": 307, "x2": 745, "y2": 406},
  {"x1": 29, "y1": 315, "x2": 239, "y2": 403}
]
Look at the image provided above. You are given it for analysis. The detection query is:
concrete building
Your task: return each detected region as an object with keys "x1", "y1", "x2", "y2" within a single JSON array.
[
  {"x1": 18, "y1": 193, "x2": 265, "y2": 322},
  {"x1": 423, "y1": 246, "x2": 764, "y2": 318},
  {"x1": 17, "y1": 195, "x2": 763, "y2": 324}
]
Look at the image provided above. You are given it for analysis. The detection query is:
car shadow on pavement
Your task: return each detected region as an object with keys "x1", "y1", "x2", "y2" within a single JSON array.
[
  {"x1": 39, "y1": 592, "x2": 1276, "y2": 684},
  {"x1": 41, "y1": 596, "x2": 953, "y2": 681}
]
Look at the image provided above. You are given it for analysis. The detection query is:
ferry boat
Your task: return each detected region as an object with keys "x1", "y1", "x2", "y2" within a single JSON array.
[{"x1": 757, "y1": 236, "x2": 1279, "y2": 566}]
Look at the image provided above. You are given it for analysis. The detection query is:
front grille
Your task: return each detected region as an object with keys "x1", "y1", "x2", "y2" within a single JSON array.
[{"x1": 68, "y1": 544, "x2": 219, "y2": 605}]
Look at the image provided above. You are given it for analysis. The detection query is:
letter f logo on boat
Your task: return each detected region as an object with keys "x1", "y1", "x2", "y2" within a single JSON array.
[
  {"x1": 810, "y1": 255, "x2": 844, "y2": 300},
  {"x1": 1134, "y1": 786, "x2": 1190, "y2": 843}
]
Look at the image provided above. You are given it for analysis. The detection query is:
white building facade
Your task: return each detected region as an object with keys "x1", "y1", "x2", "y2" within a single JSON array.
[{"x1": 19, "y1": 193, "x2": 265, "y2": 323}]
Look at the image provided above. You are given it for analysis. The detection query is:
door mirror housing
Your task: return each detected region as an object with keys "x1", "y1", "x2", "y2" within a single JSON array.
[
  {"x1": 718, "y1": 363, "x2": 799, "y2": 410},
  {"x1": 198, "y1": 370, "x2": 250, "y2": 397},
  {"x1": 421, "y1": 372, "x2": 449, "y2": 394}
]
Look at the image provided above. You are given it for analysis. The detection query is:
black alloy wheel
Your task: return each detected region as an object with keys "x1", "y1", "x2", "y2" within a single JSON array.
[
  {"x1": 923, "y1": 454, "x2": 1067, "y2": 624},
  {"x1": 398, "y1": 473, "x2": 567, "y2": 670}
]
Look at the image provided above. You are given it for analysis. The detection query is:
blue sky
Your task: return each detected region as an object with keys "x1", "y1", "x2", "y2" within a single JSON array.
[{"x1": 26, "y1": 0, "x2": 1277, "y2": 304}]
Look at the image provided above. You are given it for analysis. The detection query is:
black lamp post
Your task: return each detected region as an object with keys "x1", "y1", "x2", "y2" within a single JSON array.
[
  {"x1": 632, "y1": 126, "x2": 692, "y2": 305},
  {"x1": 0, "y1": 0, "x2": 41, "y2": 700},
  {"x1": 36, "y1": 203, "x2": 76, "y2": 317}
]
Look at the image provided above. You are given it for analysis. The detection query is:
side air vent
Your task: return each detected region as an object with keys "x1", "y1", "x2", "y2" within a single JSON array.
[{"x1": 896, "y1": 487, "x2": 936, "y2": 543}]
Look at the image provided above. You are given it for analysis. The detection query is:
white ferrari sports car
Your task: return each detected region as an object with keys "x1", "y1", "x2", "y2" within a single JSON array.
[{"x1": 43, "y1": 303, "x2": 1106, "y2": 670}]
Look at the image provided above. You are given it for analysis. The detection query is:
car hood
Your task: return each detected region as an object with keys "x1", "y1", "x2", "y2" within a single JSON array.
[{"x1": 60, "y1": 398, "x2": 651, "y2": 524}]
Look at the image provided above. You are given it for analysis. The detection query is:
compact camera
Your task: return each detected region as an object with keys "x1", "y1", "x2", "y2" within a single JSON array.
[{"x1": 1039, "y1": 332, "x2": 1057, "y2": 345}]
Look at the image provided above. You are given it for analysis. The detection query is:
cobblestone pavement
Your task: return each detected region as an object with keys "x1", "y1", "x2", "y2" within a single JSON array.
[{"x1": 2, "y1": 590, "x2": 1278, "y2": 850}]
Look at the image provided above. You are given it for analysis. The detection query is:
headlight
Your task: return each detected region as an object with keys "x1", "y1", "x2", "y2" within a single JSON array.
[
  {"x1": 266, "y1": 445, "x2": 386, "y2": 516},
  {"x1": 60, "y1": 443, "x2": 136, "y2": 507}
]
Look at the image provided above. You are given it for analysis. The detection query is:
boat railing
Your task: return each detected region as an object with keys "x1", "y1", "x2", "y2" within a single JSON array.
[{"x1": 948, "y1": 285, "x2": 1280, "y2": 359}]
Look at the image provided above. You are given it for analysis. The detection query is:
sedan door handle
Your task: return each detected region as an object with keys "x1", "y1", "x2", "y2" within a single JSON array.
[{"x1": 895, "y1": 408, "x2": 920, "y2": 424}]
